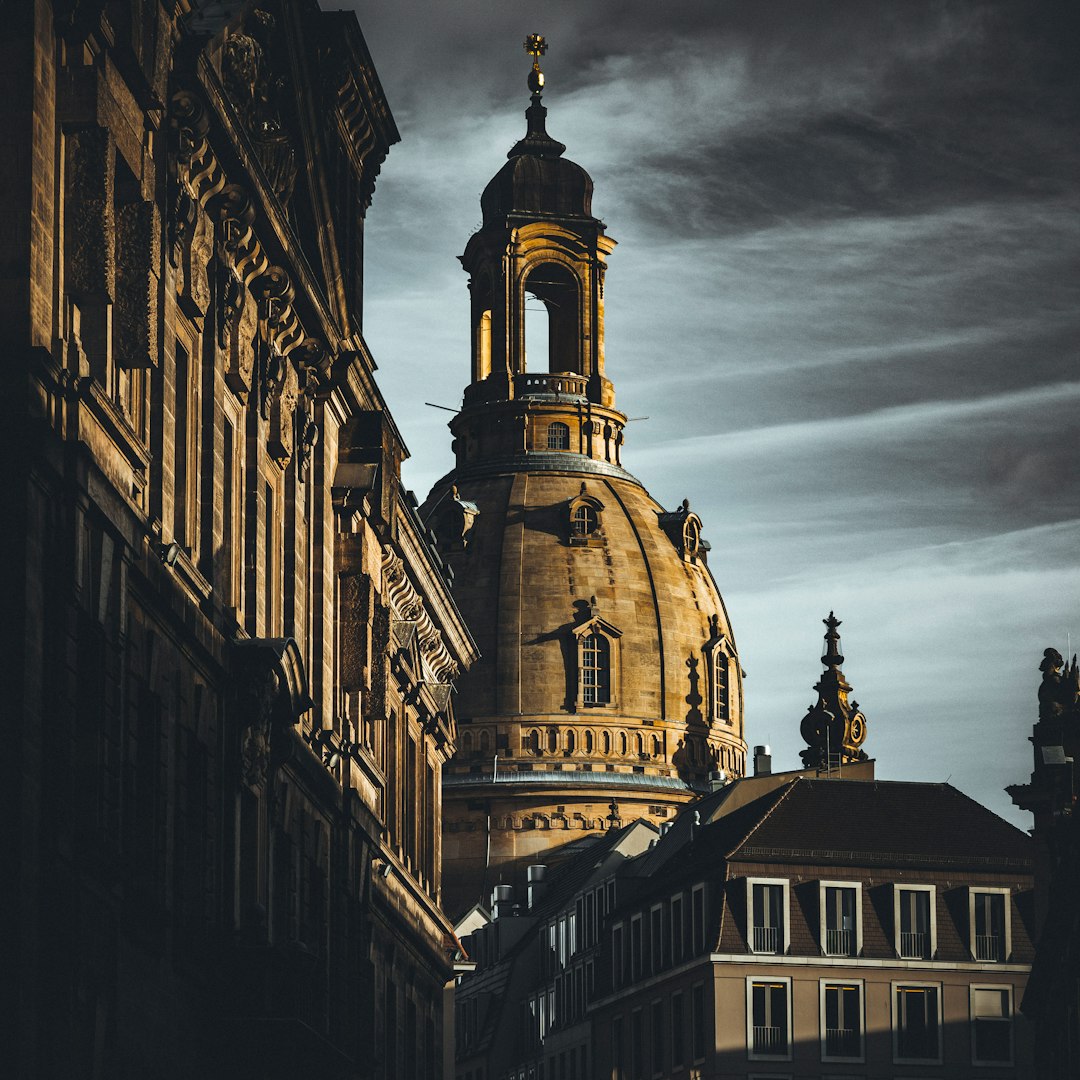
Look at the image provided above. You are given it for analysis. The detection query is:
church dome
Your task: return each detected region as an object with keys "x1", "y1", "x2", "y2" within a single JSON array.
[
  {"x1": 426, "y1": 466, "x2": 743, "y2": 779},
  {"x1": 425, "y1": 37, "x2": 746, "y2": 915},
  {"x1": 480, "y1": 147, "x2": 594, "y2": 221}
]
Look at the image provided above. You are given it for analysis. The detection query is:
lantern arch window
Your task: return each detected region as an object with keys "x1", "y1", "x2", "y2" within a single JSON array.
[{"x1": 547, "y1": 421, "x2": 571, "y2": 451}]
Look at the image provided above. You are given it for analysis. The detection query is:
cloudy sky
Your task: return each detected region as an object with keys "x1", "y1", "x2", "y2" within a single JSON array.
[{"x1": 350, "y1": 1, "x2": 1079, "y2": 827}]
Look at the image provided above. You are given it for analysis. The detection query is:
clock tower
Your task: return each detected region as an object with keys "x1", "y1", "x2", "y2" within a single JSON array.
[{"x1": 799, "y1": 612, "x2": 870, "y2": 769}]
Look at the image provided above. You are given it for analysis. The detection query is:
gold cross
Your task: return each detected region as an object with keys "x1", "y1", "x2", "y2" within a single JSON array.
[{"x1": 523, "y1": 34, "x2": 547, "y2": 59}]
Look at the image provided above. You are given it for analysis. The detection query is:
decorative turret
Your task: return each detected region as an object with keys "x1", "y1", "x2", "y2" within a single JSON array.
[
  {"x1": 455, "y1": 35, "x2": 622, "y2": 473},
  {"x1": 799, "y1": 613, "x2": 869, "y2": 769}
]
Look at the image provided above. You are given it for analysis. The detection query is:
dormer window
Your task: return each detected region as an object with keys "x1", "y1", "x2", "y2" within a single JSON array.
[
  {"x1": 572, "y1": 503, "x2": 597, "y2": 537},
  {"x1": 571, "y1": 606, "x2": 621, "y2": 709},
  {"x1": 683, "y1": 517, "x2": 700, "y2": 557},
  {"x1": 567, "y1": 486, "x2": 604, "y2": 546},
  {"x1": 547, "y1": 421, "x2": 571, "y2": 450}
]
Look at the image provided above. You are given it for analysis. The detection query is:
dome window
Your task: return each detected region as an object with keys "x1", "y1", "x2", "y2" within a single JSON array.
[
  {"x1": 547, "y1": 421, "x2": 571, "y2": 450},
  {"x1": 659, "y1": 499, "x2": 706, "y2": 563},
  {"x1": 581, "y1": 633, "x2": 610, "y2": 705},
  {"x1": 704, "y1": 616, "x2": 737, "y2": 727},
  {"x1": 572, "y1": 602, "x2": 621, "y2": 709},
  {"x1": 567, "y1": 485, "x2": 605, "y2": 546}
]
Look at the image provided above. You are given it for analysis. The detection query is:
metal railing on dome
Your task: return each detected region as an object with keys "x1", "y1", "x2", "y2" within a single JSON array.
[{"x1": 515, "y1": 373, "x2": 589, "y2": 398}]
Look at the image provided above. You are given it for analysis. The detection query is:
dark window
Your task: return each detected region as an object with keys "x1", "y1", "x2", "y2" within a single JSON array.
[
  {"x1": 692, "y1": 886, "x2": 705, "y2": 954},
  {"x1": 974, "y1": 892, "x2": 1006, "y2": 961},
  {"x1": 671, "y1": 895, "x2": 685, "y2": 963},
  {"x1": 651, "y1": 1000, "x2": 664, "y2": 1076},
  {"x1": 751, "y1": 981, "x2": 788, "y2": 1057},
  {"x1": 751, "y1": 882, "x2": 783, "y2": 953},
  {"x1": 671, "y1": 992, "x2": 685, "y2": 1068},
  {"x1": 691, "y1": 983, "x2": 706, "y2": 1062},
  {"x1": 571, "y1": 503, "x2": 597, "y2": 536},
  {"x1": 612, "y1": 1015, "x2": 625, "y2": 1080},
  {"x1": 824, "y1": 885, "x2": 857, "y2": 956},
  {"x1": 895, "y1": 985, "x2": 939, "y2": 1060},
  {"x1": 972, "y1": 987, "x2": 1011, "y2": 1063},
  {"x1": 898, "y1": 889, "x2": 931, "y2": 959},
  {"x1": 824, "y1": 983, "x2": 862, "y2": 1058}
]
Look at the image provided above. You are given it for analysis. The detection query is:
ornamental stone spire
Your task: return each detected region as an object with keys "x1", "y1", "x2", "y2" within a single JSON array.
[{"x1": 799, "y1": 612, "x2": 870, "y2": 770}]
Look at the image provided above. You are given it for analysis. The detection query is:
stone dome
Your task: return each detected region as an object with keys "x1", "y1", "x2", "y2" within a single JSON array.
[
  {"x1": 480, "y1": 152, "x2": 594, "y2": 221},
  {"x1": 426, "y1": 461, "x2": 744, "y2": 784}
]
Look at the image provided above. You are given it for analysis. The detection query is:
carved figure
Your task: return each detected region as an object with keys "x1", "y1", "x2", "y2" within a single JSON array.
[{"x1": 1038, "y1": 647, "x2": 1080, "y2": 722}]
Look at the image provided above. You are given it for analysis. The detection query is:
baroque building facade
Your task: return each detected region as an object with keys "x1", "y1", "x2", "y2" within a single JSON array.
[
  {"x1": 4, "y1": 2, "x2": 477, "y2": 1078},
  {"x1": 423, "y1": 41, "x2": 748, "y2": 921}
]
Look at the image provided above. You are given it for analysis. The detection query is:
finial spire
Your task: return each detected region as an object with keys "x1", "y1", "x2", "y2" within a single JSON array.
[
  {"x1": 799, "y1": 612, "x2": 869, "y2": 771},
  {"x1": 524, "y1": 34, "x2": 548, "y2": 97},
  {"x1": 509, "y1": 33, "x2": 565, "y2": 160}
]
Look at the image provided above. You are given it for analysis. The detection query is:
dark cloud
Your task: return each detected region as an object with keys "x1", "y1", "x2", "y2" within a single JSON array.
[{"x1": 353, "y1": 0, "x2": 1080, "y2": 826}]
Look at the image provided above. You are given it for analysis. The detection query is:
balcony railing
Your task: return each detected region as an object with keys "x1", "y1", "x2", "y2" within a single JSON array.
[
  {"x1": 753, "y1": 1025, "x2": 785, "y2": 1055},
  {"x1": 515, "y1": 373, "x2": 589, "y2": 399},
  {"x1": 826, "y1": 1027, "x2": 860, "y2": 1058},
  {"x1": 825, "y1": 928, "x2": 853, "y2": 956},
  {"x1": 752, "y1": 925, "x2": 779, "y2": 953},
  {"x1": 976, "y1": 933, "x2": 1003, "y2": 961},
  {"x1": 899, "y1": 931, "x2": 928, "y2": 959}
]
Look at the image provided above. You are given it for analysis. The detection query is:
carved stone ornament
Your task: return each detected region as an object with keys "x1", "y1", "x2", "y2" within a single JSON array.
[
  {"x1": 65, "y1": 126, "x2": 115, "y2": 301},
  {"x1": 233, "y1": 637, "x2": 314, "y2": 790},
  {"x1": 252, "y1": 267, "x2": 295, "y2": 420},
  {"x1": 295, "y1": 360, "x2": 322, "y2": 484},
  {"x1": 221, "y1": 10, "x2": 298, "y2": 206},
  {"x1": 177, "y1": 204, "x2": 213, "y2": 321},
  {"x1": 268, "y1": 360, "x2": 298, "y2": 466},
  {"x1": 114, "y1": 200, "x2": 161, "y2": 368}
]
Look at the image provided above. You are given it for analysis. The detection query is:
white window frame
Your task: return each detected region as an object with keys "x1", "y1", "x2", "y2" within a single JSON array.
[
  {"x1": 968, "y1": 887, "x2": 1011, "y2": 963},
  {"x1": 892, "y1": 883, "x2": 936, "y2": 960},
  {"x1": 818, "y1": 880, "x2": 862, "y2": 958},
  {"x1": 746, "y1": 975, "x2": 793, "y2": 1062},
  {"x1": 747, "y1": 877, "x2": 790, "y2": 955},
  {"x1": 970, "y1": 983, "x2": 1014, "y2": 1067},
  {"x1": 891, "y1": 980, "x2": 944, "y2": 1066},
  {"x1": 819, "y1": 978, "x2": 865, "y2": 1064}
]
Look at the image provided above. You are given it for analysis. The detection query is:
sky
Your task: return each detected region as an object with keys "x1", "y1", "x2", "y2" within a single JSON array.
[{"x1": 350, "y1": 0, "x2": 1079, "y2": 828}]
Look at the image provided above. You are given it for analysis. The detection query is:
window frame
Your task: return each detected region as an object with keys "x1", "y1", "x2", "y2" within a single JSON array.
[
  {"x1": 970, "y1": 983, "x2": 1014, "y2": 1067},
  {"x1": 819, "y1": 978, "x2": 865, "y2": 1064},
  {"x1": 818, "y1": 880, "x2": 862, "y2": 958},
  {"x1": 747, "y1": 877, "x2": 790, "y2": 956},
  {"x1": 547, "y1": 420, "x2": 571, "y2": 451},
  {"x1": 891, "y1": 981, "x2": 943, "y2": 1066},
  {"x1": 572, "y1": 618, "x2": 621, "y2": 710},
  {"x1": 969, "y1": 887, "x2": 1011, "y2": 963},
  {"x1": 746, "y1": 975, "x2": 793, "y2": 1062},
  {"x1": 893, "y1": 883, "x2": 936, "y2": 960}
]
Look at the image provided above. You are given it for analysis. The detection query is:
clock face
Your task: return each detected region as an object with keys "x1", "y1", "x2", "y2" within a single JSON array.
[{"x1": 849, "y1": 714, "x2": 866, "y2": 746}]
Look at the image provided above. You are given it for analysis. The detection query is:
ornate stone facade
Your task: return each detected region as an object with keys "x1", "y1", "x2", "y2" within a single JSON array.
[
  {"x1": 3, "y1": 3, "x2": 476, "y2": 1078},
  {"x1": 422, "y1": 47, "x2": 747, "y2": 918}
]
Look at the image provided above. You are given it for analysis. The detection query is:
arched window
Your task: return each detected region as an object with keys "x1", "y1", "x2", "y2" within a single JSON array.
[
  {"x1": 548, "y1": 728, "x2": 558, "y2": 754},
  {"x1": 571, "y1": 503, "x2": 597, "y2": 537},
  {"x1": 602, "y1": 731, "x2": 611, "y2": 755},
  {"x1": 619, "y1": 732, "x2": 628, "y2": 756},
  {"x1": 566, "y1": 729, "x2": 577, "y2": 754},
  {"x1": 652, "y1": 734, "x2": 661, "y2": 758},
  {"x1": 585, "y1": 730, "x2": 594, "y2": 753},
  {"x1": 683, "y1": 518, "x2": 700, "y2": 557},
  {"x1": 581, "y1": 633, "x2": 611, "y2": 705},
  {"x1": 479, "y1": 730, "x2": 491, "y2": 754},
  {"x1": 713, "y1": 650, "x2": 730, "y2": 722},
  {"x1": 635, "y1": 733, "x2": 644, "y2": 756},
  {"x1": 547, "y1": 422, "x2": 570, "y2": 450},
  {"x1": 461, "y1": 731, "x2": 474, "y2": 754},
  {"x1": 527, "y1": 729, "x2": 541, "y2": 754}
]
